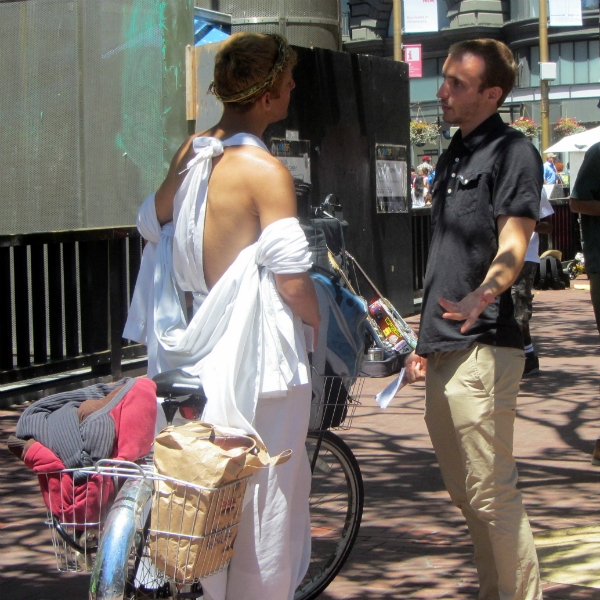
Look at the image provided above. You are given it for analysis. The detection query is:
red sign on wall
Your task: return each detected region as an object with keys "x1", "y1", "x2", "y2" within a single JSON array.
[{"x1": 404, "y1": 44, "x2": 422, "y2": 78}]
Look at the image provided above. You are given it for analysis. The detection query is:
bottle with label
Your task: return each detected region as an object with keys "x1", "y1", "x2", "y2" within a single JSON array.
[{"x1": 368, "y1": 298, "x2": 414, "y2": 354}]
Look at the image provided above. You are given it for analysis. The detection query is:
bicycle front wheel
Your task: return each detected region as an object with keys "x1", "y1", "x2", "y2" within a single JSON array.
[
  {"x1": 90, "y1": 477, "x2": 169, "y2": 600},
  {"x1": 295, "y1": 431, "x2": 364, "y2": 600}
]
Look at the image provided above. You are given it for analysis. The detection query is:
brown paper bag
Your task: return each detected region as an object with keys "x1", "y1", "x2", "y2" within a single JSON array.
[{"x1": 148, "y1": 421, "x2": 291, "y2": 582}]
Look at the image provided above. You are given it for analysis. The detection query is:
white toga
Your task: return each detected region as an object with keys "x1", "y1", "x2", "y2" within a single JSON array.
[{"x1": 124, "y1": 133, "x2": 313, "y2": 600}]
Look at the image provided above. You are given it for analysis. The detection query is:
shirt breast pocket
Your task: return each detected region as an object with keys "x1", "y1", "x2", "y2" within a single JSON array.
[{"x1": 452, "y1": 172, "x2": 482, "y2": 217}]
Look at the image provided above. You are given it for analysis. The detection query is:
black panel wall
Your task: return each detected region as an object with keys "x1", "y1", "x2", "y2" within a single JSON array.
[{"x1": 266, "y1": 46, "x2": 413, "y2": 315}]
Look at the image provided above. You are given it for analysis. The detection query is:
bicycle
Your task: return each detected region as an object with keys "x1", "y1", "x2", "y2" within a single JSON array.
[{"x1": 41, "y1": 368, "x2": 365, "y2": 600}]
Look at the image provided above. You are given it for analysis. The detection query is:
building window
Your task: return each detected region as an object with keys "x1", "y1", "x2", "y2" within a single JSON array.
[
  {"x1": 519, "y1": 41, "x2": 599, "y2": 88},
  {"x1": 511, "y1": 0, "x2": 598, "y2": 19},
  {"x1": 409, "y1": 58, "x2": 440, "y2": 102}
]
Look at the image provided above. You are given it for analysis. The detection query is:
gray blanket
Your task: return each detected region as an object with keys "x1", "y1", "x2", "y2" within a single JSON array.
[{"x1": 16, "y1": 378, "x2": 135, "y2": 482}]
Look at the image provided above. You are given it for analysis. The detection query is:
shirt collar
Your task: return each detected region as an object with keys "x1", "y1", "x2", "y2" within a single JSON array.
[{"x1": 448, "y1": 113, "x2": 505, "y2": 155}]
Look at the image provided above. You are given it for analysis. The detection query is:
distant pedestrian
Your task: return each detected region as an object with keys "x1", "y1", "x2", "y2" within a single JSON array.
[
  {"x1": 511, "y1": 187, "x2": 554, "y2": 376},
  {"x1": 570, "y1": 132, "x2": 600, "y2": 466},
  {"x1": 417, "y1": 155, "x2": 434, "y2": 176},
  {"x1": 410, "y1": 166, "x2": 417, "y2": 185},
  {"x1": 426, "y1": 166, "x2": 436, "y2": 187},
  {"x1": 544, "y1": 152, "x2": 558, "y2": 184},
  {"x1": 411, "y1": 167, "x2": 429, "y2": 208}
]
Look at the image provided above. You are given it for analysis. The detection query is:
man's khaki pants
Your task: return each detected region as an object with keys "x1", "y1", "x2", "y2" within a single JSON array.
[{"x1": 424, "y1": 343, "x2": 542, "y2": 600}]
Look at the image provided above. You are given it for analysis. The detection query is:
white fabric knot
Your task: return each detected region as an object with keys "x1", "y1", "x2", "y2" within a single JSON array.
[{"x1": 186, "y1": 137, "x2": 224, "y2": 171}]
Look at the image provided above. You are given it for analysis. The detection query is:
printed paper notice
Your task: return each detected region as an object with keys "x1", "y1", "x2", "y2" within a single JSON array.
[
  {"x1": 375, "y1": 144, "x2": 408, "y2": 213},
  {"x1": 404, "y1": 0, "x2": 439, "y2": 33},
  {"x1": 549, "y1": 0, "x2": 582, "y2": 26}
]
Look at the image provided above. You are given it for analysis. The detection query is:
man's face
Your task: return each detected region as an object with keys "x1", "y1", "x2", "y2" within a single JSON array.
[{"x1": 437, "y1": 53, "x2": 494, "y2": 135}]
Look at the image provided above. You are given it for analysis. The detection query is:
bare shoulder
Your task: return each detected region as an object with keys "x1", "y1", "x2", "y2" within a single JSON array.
[
  {"x1": 222, "y1": 146, "x2": 296, "y2": 227},
  {"x1": 229, "y1": 145, "x2": 290, "y2": 176}
]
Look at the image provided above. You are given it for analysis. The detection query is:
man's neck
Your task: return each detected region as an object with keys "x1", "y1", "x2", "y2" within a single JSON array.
[
  {"x1": 210, "y1": 107, "x2": 270, "y2": 140},
  {"x1": 459, "y1": 110, "x2": 498, "y2": 138}
]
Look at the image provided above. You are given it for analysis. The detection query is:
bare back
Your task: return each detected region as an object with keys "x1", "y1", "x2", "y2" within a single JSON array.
[{"x1": 204, "y1": 140, "x2": 298, "y2": 289}]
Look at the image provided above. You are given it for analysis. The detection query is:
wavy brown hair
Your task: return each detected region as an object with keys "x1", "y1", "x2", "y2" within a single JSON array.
[{"x1": 212, "y1": 33, "x2": 297, "y2": 113}]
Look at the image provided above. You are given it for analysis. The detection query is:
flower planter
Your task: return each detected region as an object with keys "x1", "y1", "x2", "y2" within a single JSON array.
[
  {"x1": 554, "y1": 117, "x2": 585, "y2": 137},
  {"x1": 510, "y1": 117, "x2": 540, "y2": 140},
  {"x1": 410, "y1": 120, "x2": 440, "y2": 146}
]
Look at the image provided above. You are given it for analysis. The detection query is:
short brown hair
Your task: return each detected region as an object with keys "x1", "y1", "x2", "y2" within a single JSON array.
[
  {"x1": 211, "y1": 33, "x2": 297, "y2": 113},
  {"x1": 448, "y1": 39, "x2": 517, "y2": 107}
]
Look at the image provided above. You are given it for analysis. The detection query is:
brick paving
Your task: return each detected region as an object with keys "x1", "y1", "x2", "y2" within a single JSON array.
[{"x1": 1, "y1": 276, "x2": 599, "y2": 599}]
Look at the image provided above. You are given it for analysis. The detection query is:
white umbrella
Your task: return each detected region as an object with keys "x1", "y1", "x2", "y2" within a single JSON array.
[{"x1": 544, "y1": 125, "x2": 600, "y2": 153}]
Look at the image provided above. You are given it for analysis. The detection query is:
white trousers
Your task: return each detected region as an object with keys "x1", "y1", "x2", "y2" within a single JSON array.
[
  {"x1": 424, "y1": 343, "x2": 542, "y2": 600},
  {"x1": 202, "y1": 384, "x2": 312, "y2": 600}
]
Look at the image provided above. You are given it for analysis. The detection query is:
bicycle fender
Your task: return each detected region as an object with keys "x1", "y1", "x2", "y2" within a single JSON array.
[{"x1": 89, "y1": 477, "x2": 153, "y2": 600}]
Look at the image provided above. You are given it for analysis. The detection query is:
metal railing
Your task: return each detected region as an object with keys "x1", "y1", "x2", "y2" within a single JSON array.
[
  {"x1": 543, "y1": 199, "x2": 581, "y2": 260},
  {"x1": 410, "y1": 200, "x2": 581, "y2": 303},
  {"x1": 0, "y1": 227, "x2": 145, "y2": 396},
  {"x1": 1, "y1": 202, "x2": 580, "y2": 402},
  {"x1": 411, "y1": 207, "x2": 432, "y2": 298}
]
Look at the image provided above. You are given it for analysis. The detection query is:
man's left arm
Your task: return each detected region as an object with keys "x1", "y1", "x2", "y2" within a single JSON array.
[
  {"x1": 439, "y1": 214, "x2": 536, "y2": 332},
  {"x1": 570, "y1": 198, "x2": 600, "y2": 216}
]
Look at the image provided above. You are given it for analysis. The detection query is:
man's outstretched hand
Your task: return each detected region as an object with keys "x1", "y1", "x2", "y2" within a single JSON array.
[
  {"x1": 439, "y1": 287, "x2": 496, "y2": 333},
  {"x1": 404, "y1": 351, "x2": 427, "y2": 383}
]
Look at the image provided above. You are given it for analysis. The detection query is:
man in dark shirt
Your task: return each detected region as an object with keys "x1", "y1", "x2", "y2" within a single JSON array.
[
  {"x1": 570, "y1": 139, "x2": 600, "y2": 336},
  {"x1": 569, "y1": 134, "x2": 600, "y2": 466},
  {"x1": 405, "y1": 40, "x2": 542, "y2": 600}
]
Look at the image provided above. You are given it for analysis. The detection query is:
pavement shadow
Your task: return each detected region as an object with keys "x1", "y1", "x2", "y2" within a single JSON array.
[{"x1": 1, "y1": 409, "x2": 90, "y2": 600}]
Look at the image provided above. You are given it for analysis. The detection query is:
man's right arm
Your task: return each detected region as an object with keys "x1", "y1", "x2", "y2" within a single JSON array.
[
  {"x1": 274, "y1": 272, "x2": 321, "y2": 342},
  {"x1": 250, "y1": 156, "x2": 321, "y2": 340}
]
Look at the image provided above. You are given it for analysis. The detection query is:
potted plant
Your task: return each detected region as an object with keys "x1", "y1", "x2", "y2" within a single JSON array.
[
  {"x1": 410, "y1": 120, "x2": 440, "y2": 146},
  {"x1": 509, "y1": 117, "x2": 541, "y2": 140},
  {"x1": 554, "y1": 117, "x2": 586, "y2": 137}
]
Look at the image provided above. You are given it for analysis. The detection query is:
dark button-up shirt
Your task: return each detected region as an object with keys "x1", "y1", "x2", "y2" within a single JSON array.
[{"x1": 416, "y1": 113, "x2": 542, "y2": 356}]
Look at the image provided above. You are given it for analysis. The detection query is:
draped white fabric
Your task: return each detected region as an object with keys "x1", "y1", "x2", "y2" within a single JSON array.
[
  {"x1": 123, "y1": 134, "x2": 313, "y2": 437},
  {"x1": 124, "y1": 134, "x2": 314, "y2": 599}
]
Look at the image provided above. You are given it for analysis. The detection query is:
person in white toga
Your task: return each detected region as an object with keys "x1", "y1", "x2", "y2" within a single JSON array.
[{"x1": 124, "y1": 32, "x2": 320, "y2": 600}]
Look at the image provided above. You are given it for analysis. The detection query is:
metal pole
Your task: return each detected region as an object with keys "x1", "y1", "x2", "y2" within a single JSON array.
[
  {"x1": 539, "y1": 0, "x2": 550, "y2": 156},
  {"x1": 393, "y1": 0, "x2": 402, "y2": 61}
]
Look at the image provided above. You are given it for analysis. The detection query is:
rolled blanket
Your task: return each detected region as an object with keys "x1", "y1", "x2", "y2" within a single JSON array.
[{"x1": 16, "y1": 379, "x2": 134, "y2": 482}]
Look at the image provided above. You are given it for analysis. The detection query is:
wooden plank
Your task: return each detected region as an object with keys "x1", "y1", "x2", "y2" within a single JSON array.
[
  {"x1": 47, "y1": 243, "x2": 64, "y2": 360},
  {"x1": 13, "y1": 246, "x2": 30, "y2": 368},
  {"x1": 108, "y1": 238, "x2": 124, "y2": 380},
  {"x1": 0, "y1": 247, "x2": 13, "y2": 370},
  {"x1": 186, "y1": 44, "x2": 198, "y2": 121},
  {"x1": 79, "y1": 240, "x2": 109, "y2": 356},
  {"x1": 63, "y1": 242, "x2": 80, "y2": 357},
  {"x1": 30, "y1": 244, "x2": 48, "y2": 363}
]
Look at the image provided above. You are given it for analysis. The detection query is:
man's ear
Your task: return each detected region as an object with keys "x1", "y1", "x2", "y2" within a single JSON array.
[
  {"x1": 486, "y1": 86, "x2": 503, "y2": 105},
  {"x1": 257, "y1": 91, "x2": 272, "y2": 112}
]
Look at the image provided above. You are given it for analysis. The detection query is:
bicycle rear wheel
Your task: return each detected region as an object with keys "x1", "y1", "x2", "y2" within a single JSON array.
[{"x1": 295, "y1": 431, "x2": 364, "y2": 600}]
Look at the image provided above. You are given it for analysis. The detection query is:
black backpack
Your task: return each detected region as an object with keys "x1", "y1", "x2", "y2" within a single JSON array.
[{"x1": 534, "y1": 256, "x2": 570, "y2": 290}]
